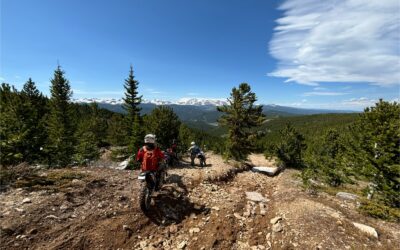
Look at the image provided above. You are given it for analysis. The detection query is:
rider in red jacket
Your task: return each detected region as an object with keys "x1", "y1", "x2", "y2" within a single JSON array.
[{"x1": 136, "y1": 134, "x2": 164, "y2": 172}]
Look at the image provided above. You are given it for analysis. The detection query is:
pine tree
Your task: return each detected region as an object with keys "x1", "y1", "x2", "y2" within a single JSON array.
[
  {"x1": 20, "y1": 78, "x2": 48, "y2": 163},
  {"x1": 122, "y1": 65, "x2": 143, "y2": 151},
  {"x1": 346, "y1": 100, "x2": 400, "y2": 207},
  {"x1": 144, "y1": 106, "x2": 181, "y2": 149},
  {"x1": 217, "y1": 83, "x2": 266, "y2": 160},
  {"x1": 275, "y1": 123, "x2": 306, "y2": 168},
  {"x1": 107, "y1": 113, "x2": 129, "y2": 146},
  {"x1": 46, "y1": 66, "x2": 75, "y2": 167}
]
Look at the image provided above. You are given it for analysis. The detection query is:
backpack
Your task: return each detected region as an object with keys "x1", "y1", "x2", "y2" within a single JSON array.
[{"x1": 141, "y1": 147, "x2": 159, "y2": 171}]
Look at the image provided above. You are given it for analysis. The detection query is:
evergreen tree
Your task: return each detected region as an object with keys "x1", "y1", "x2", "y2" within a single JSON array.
[
  {"x1": 74, "y1": 104, "x2": 101, "y2": 165},
  {"x1": 0, "y1": 84, "x2": 25, "y2": 164},
  {"x1": 275, "y1": 123, "x2": 306, "y2": 168},
  {"x1": 144, "y1": 106, "x2": 181, "y2": 149},
  {"x1": 107, "y1": 113, "x2": 129, "y2": 146},
  {"x1": 20, "y1": 78, "x2": 48, "y2": 163},
  {"x1": 46, "y1": 66, "x2": 75, "y2": 167},
  {"x1": 347, "y1": 100, "x2": 400, "y2": 207},
  {"x1": 122, "y1": 65, "x2": 143, "y2": 151},
  {"x1": 217, "y1": 83, "x2": 265, "y2": 160}
]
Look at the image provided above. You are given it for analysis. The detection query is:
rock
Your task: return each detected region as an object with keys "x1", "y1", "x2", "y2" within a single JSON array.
[
  {"x1": 272, "y1": 222, "x2": 283, "y2": 233},
  {"x1": 212, "y1": 206, "x2": 220, "y2": 211},
  {"x1": 28, "y1": 228, "x2": 38, "y2": 234},
  {"x1": 15, "y1": 208, "x2": 24, "y2": 213},
  {"x1": 116, "y1": 159, "x2": 129, "y2": 170},
  {"x1": 252, "y1": 166, "x2": 280, "y2": 176},
  {"x1": 336, "y1": 192, "x2": 358, "y2": 201},
  {"x1": 60, "y1": 204, "x2": 68, "y2": 211},
  {"x1": 258, "y1": 245, "x2": 266, "y2": 250},
  {"x1": 352, "y1": 222, "x2": 378, "y2": 238},
  {"x1": 259, "y1": 203, "x2": 267, "y2": 215},
  {"x1": 45, "y1": 215, "x2": 58, "y2": 219},
  {"x1": 123, "y1": 225, "x2": 131, "y2": 231},
  {"x1": 245, "y1": 192, "x2": 266, "y2": 202},
  {"x1": 139, "y1": 240, "x2": 148, "y2": 248},
  {"x1": 234, "y1": 213, "x2": 244, "y2": 220},
  {"x1": 266, "y1": 232, "x2": 271, "y2": 240},
  {"x1": 97, "y1": 203, "x2": 103, "y2": 208},
  {"x1": 22, "y1": 198, "x2": 31, "y2": 204},
  {"x1": 177, "y1": 241, "x2": 187, "y2": 249},
  {"x1": 189, "y1": 227, "x2": 200, "y2": 234},
  {"x1": 270, "y1": 216, "x2": 282, "y2": 224},
  {"x1": 169, "y1": 224, "x2": 178, "y2": 234}
]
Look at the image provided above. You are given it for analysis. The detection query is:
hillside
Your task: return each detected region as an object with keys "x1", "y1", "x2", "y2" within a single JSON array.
[{"x1": 1, "y1": 154, "x2": 398, "y2": 249}]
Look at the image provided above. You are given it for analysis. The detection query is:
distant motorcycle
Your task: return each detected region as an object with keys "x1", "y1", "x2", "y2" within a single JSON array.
[
  {"x1": 137, "y1": 163, "x2": 167, "y2": 212},
  {"x1": 197, "y1": 151, "x2": 206, "y2": 167}
]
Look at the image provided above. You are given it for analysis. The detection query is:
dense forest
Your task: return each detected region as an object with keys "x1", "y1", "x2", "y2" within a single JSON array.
[{"x1": 1, "y1": 65, "x2": 399, "y2": 220}]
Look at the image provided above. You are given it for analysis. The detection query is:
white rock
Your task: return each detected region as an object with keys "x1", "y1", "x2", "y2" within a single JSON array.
[
  {"x1": 252, "y1": 166, "x2": 280, "y2": 176},
  {"x1": 272, "y1": 222, "x2": 283, "y2": 232},
  {"x1": 245, "y1": 192, "x2": 266, "y2": 202},
  {"x1": 189, "y1": 227, "x2": 201, "y2": 234},
  {"x1": 353, "y1": 222, "x2": 378, "y2": 238},
  {"x1": 177, "y1": 241, "x2": 187, "y2": 249},
  {"x1": 139, "y1": 240, "x2": 147, "y2": 248},
  {"x1": 22, "y1": 198, "x2": 31, "y2": 204},
  {"x1": 45, "y1": 215, "x2": 58, "y2": 219},
  {"x1": 116, "y1": 159, "x2": 129, "y2": 170},
  {"x1": 270, "y1": 216, "x2": 282, "y2": 224},
  {"x1": 336, "y1": 192, "x2": 359, "y2": 201}
]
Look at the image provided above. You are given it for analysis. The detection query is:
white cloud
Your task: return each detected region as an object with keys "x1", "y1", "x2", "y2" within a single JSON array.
[
  {"x1": 303, "y1": 91, "x2": 347, "y2": 96},
  {"x1": 341, "y1": 97, "x2": 377, "y2": 107},
  {"x1": 269, "y1": 0, "x2": 400, "y2": 86}
]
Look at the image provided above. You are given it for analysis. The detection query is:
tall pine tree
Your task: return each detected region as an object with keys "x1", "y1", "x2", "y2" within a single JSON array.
[
  {"x1": 122, "y1": 65, "x2": 143, "y2": 151},
  {"x1": 20, "y1": 78, "x2": 48, "y2": 163},
  {"x1": 217, "y1": 83, "x2": 266, "y2": 160},
  {"x1": 46, "y1": 66, "x2": 75, "y2": 167}
]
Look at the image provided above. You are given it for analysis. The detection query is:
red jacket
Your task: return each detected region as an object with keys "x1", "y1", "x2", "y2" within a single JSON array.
[{"x1": 136, "y1": 146, "x2": 164, "y2": 171}]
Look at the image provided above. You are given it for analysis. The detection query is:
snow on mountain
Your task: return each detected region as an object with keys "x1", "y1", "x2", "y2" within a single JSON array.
[{"x1": 73, "y1": 97, "x2": 228, "y2": 106}]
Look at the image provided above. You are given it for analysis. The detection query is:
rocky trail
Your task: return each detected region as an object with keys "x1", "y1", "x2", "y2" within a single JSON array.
[{"x1": 1, "y1": 153, "x2": 399, "y2": 249}]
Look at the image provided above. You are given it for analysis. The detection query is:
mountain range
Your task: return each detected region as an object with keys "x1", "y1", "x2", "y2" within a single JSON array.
[{"x1": 73, "y1": 98, "x2": 356, "y2": 126}]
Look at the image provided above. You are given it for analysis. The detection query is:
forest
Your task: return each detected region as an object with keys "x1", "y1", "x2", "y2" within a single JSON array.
[{"x1": 0, "y1": 65, "x2": 399, "y2": 221}]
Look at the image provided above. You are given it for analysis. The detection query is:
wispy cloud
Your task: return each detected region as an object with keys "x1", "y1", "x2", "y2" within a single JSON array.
[
  {"x1": 341, "y1": 97, "x2": 377, "y2": 107},
  {"x1": 303, "y1": 91, "x2": 347, "y2": 96},
  {"x1": 269, "y1": 0, "x2": 400, "y2": 86}
]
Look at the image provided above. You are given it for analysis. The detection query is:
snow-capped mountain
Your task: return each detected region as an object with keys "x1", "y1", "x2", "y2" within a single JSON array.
[{"x1": 73, "y1": 97, "x2": 228, "y2": 106}]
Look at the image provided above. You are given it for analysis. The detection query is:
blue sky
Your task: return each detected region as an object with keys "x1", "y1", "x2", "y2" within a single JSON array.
[{"x1": 1, "y1": 0, "x2": 399, "y2": 110}]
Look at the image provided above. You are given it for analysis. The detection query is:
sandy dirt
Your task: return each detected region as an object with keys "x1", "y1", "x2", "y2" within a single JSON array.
[{"x1": 1, "y1": 153, "x2": 399, "y2": 249}]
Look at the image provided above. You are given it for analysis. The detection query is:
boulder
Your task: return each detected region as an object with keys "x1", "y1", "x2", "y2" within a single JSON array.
[
  {"x1": 336, "y1": 192, "x2": 358, "y2": 201},
  {"x1": 22, "y1": 198, "x2": 31, "y2": 204},
  {"x1": 272, "y1": 222, "x2": 283, "y2": 233},
  {"x1": 270, "y1": 216, "x2": 282, "y2": 224},
  {"x1": 352, "y1": 222, "x2": 378, "y2": 238},
  {"x1": 116, "y1": 159, "x2": 129, "y2": 170},
  {"x1": 252, "y1": 166, "x2": 280, "y2": 176},
  {"x1": 245, "y1": 192, "x2": 266, "y2": 202}
]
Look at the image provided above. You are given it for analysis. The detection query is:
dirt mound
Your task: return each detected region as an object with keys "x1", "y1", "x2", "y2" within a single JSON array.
[{"x1": 1, "y1": 154, "x2": 399, "y2": 249}]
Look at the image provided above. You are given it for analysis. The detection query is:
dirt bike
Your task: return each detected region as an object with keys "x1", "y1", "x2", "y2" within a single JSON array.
[
  {"x1": 138, "y1": 163, "x2": 167, "y2": 212},
  {"x1": 197, "y1": 152, "x2": 206, "y2": 167}
]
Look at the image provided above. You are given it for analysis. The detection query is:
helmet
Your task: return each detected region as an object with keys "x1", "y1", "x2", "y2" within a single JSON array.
[
  {"x1": 144, "y1": 134, "x2": 156, "y2": 144},
  {"x1": 191, "y1": 141, "x2": 196, "y2": 146}
]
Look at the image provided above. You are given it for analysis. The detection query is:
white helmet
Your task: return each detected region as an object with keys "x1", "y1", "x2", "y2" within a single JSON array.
[
  {"x1": 144, "y1": 134, "x2": 156, "y2": 144},
  {"x1": 191, "y1": 141, "x2": 196, "y2": 146}
]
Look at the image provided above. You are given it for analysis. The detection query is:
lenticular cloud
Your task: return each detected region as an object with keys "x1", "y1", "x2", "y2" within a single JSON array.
[{"x1": 268, "y1": 0, "x2": 400, "y2": 86}]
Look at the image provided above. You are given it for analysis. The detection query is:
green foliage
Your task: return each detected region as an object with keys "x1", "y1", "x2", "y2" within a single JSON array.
[
  {"x1": 144, "y1": 106, "x2": 181, "y2": 149},
  {"x1": 274, "y1": 123, "x2": 306, "y2": 168},
  {"x1": 0, "y1": 80, "x2": 48, "y2": 165},
  {"x1": 358, "y1": 199, "x2": 400, "y2": 222},
  {"x1": 46, "y1": 66, "x2": 76, "y2": 167},
  {"x1": 217, "y1": 83, "x2": 265, "y2": 160},
  {"x1": 303, "y1": 129, "x2": 350, "y2": 187},
  {"x1": 107, "y1": 113, "x2": 129, "y2": 146},
  {"x1": 74, "y1": 104, "x2": 102, "y2": 165},
  {"x1": 346, "y1": 100, "x2": 400, "y2": 208},
  {"x1": 122, "y1": 65, "x2": 143, "y2": 152}
]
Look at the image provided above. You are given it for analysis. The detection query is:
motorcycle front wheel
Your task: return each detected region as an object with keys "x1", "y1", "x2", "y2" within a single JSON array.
[{"x1": 139, "y1": 183, "x2": 151, "y2": 211}]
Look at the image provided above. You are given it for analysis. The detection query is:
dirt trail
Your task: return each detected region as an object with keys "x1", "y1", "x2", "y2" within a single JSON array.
[{"x1": 1, "y1": 153, "x2": 399, "y2": 249}]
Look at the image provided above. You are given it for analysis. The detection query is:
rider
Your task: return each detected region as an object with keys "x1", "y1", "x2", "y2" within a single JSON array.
[
  {"x1": 188, "y1": 141, "x2": 202, "y2": 166},
  {"x1": 136, "y1": 134, "x2": 165, "y2": 188}
]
